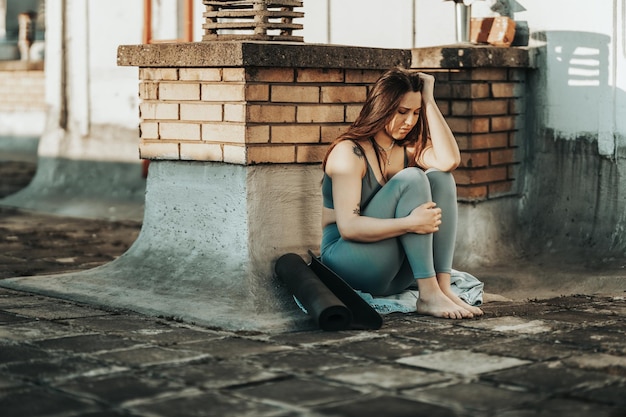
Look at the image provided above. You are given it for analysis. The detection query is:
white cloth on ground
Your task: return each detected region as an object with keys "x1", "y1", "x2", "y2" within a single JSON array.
[{"x1": 356, "y1": 269, "x2": 484, "y2": 314}]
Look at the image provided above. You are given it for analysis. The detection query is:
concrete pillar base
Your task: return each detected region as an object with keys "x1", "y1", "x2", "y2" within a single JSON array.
[
  {"x1": 1, "y1": 126, "x2": 146, "y2": 221},
  {"x1": 1, "y1": 161, "x2": 323, "y2": 332}
]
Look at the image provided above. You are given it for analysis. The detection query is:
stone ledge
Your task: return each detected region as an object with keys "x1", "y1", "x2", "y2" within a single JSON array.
[
  {"x1": 117, "y1": 41, "x2": 411, "y2": 69},
  {"x1": 412, "y1": 44, "x2": 538, "y2": 69}
]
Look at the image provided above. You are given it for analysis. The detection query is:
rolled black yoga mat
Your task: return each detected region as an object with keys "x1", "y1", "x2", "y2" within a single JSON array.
[{"x1": 275, "y1": 253, "x2": 352, "y2": 331}]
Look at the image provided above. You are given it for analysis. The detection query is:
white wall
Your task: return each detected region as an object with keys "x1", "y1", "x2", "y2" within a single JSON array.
[
  {"x1": 88, "y1": 1, "x2": 142, "y2": 129},
  {"x1": 301, "y1": 0, "x2": 457, "y2": 47},
  {"x1": 41, "y1": 0, "x2": 186, "y2": 161}
]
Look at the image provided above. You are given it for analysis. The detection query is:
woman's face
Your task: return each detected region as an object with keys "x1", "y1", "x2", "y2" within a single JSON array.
[{"x1": 385, "y1": 90, "x2": 422, "y2": 140}]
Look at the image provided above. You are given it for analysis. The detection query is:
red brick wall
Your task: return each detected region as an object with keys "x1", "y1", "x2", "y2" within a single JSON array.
[
  {"x1": 136, "y1": 61, "x2": 525, "y2": 203},
  {"x1": 137, "y1": 67, "x2": 384, "y2": 164},
  {"x1": 431, "y1": 68, "x2": 524, "y2": 202}
]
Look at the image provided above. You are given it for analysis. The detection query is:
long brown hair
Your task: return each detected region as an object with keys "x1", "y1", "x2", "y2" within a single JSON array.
[{"x1": 322, "y1": 67, "x2": 430, "y2": 171}]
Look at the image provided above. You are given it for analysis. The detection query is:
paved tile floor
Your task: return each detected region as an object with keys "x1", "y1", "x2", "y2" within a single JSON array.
[
  {"x1": 0, "y1": 159, "x2": 625, "y2": 416},
  {"x1": 1, "y1": 281, "x2": 625, "y2": 416}
]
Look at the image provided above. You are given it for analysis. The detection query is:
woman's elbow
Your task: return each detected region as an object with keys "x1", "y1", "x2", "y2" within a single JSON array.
[
  {"x1": 338, "y1": 228, "x2": 357, "y2": 242},
  {"x1": 433, "y1": 157, "x2": 460, "y2": 172},
  {"x1": 337, "y1": 222, "x2": 360, "y2": 242},
  {"x1": 448, "y1": 157, "x2": 461, "y2": 171}
]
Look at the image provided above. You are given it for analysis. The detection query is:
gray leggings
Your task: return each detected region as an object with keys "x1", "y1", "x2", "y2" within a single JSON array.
[{"x1": 320, "y1": 168, "x2": 458, "y2": 296}]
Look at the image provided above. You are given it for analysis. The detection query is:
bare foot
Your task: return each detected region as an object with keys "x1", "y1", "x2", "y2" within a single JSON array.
[
  {"x1": 443, "y1": 289, "x2": 484, "y2": 316},
  {"x1": 416, "y1": 292, "x2": 473, "y2": 319}
]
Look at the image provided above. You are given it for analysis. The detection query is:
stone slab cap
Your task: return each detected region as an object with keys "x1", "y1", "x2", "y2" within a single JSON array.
[
  {"x1": 411, "y1": 44, "x2": 538, "y2": 69},
  {"x1": 117, "y1": 41, "x2": 411, "y2": 69}
]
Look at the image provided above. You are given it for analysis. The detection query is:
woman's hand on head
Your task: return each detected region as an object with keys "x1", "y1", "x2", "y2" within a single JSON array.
[
  {"x1": 407, "y1": 201, "x2": 442, "y2": 234},
  {"x1": 418, "y1": 72, "x2": 436, "y2": 104}
]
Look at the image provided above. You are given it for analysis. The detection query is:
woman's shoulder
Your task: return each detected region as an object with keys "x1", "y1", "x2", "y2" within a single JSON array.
[
  {"x1": 332, "y1": 138, "x2": 369, "y2": 155},
  {"x1": 326, "y1": 139, "x2": 368, "y2": 175}
]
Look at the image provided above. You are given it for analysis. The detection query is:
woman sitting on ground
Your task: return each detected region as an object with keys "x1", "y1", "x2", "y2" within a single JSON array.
[{"x1": 320, "y1": 67, "x2": 483, "y2": 319}]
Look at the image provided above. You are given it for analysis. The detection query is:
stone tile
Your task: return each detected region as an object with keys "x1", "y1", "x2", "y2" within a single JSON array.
[
  {"x1": 0, "y1": 373, "x2": 23, "y2": 390},
  {"x1": 379, "y1": 313, "x2": 453, "y2": 334},
  {"x1": 250, "y1": 349, "x2": 365, "y2": 373},
  {"x1": 78, "y1": 410, "x2": 141, "y2": 417},
  {"x1": 155, "y1": 359, "x2": 283, "y2": 389},
  {"x1": 131, "y1": 327, "x2": 224, "y2": 346},
  {"x1": 562, "y1": 353, "x2": 626, "y2": 376},
  {"x1": 59, "y1": 374, "x2": 184, "y2": 404},
  {"x1": 4, "y1": 301, "x2": 110, "y2": 320},
  {"x1": 133, "y1": 390, "x2": 282, "y2": 417},
  {"x1": 476, "y1": 337, "x2": 581, "y2": 361},
  {"x1": 582, "y1": 297, "x2": 626, "y2": 317},
  {"x1": 0, "y1": 310, "x2": 32, "y2": 324},
  {"x1": 232, "y1": 378, "x2": 363, "y2": 407},
  {"x1": 459, "y1": 316, "x2": 554, "y2": 334},
  {"x1": 0, "y1": 387, "x2": 101, "y2": 417},
  {"x1": 570, "y1": 381, "x2": 626, "y2": 407},
  {"x1": 0, "y1": 288, "x2": 28, "y2": 297},
  {"x1": 0, "y1": 342, "x2": 54, "y2": 364},
  {"x1": 481, "y1": 300, "x2": 559, "y2": 317},
  {"x1": 497, "y1": 397, "x2": 619, "y2": 417},
  {"x1": 547, "y1": 327, "x2": 626, "y2": 354},
  {"x1": 95, "y1": 346, "x2": 209, "y2": 367},
  {"x1": 315, "y1": 395, "x2": 458, "y2": 417},
  {"x1": 269, "y1": 329, "x2": 380, "y2": 347},
  {"x1": 482, "y1": 362, "x2": 621, "y2": 394},
  {"x1": 3, "y1": 357, "x2": 124, "y2": 383},
  {"x1": 398, "y1": 325, "x2": 508, "y2": 349},
  {"x1": 64, "y1": 315, "x2": 223, "y2": 345},
  {"x1": 33, "y1": 333, "x2": 139, "y2": 354},
  {"x1": 597, "y1": 320, "x2": 626, "y2": 332},
  {"x1": 540, "y1": 295, "x2": 599, "y2": 309},
  {"x1": 403, "y1": 382, "x2": 543, "y2": 414},
  {"x1": 0, "y1": 294, "x2": 40, "y2": 308},
  {"x1": 538, "y1": 310, "x2": 618, "y2": 326},
  {"x1": 324, "y1": 364, "x2": 452, "y2": 389},
  {"x1": 0, "y1": 320, "x2": 79, "y2": 342},
  {"x1": 397, "y1": 349, "x2": 531, "y2": 376},
  {"x1": 176, "y1": 336, "x2": 292, "y2": 359},
  {"x1": 331, "y1": 335, "x2": 432, "y2": 361},
  {"x1": 63, "y1": 314, "x2": 176, "y2": 333}
]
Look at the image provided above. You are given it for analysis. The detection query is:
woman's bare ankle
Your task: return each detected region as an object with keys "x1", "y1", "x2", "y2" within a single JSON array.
[
  {"x1": 441, "y1": 288, "x2": 484, "y2": 316},
  {"x1": 416, "y1": 277, "x2": 473, "y2": 319}
]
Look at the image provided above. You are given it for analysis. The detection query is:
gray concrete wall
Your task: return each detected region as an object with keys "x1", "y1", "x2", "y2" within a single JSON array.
[
  {"x1": 516, "y1": 39, "x2": 626, "y2": 261},
  {"x1": 2, "y1": 161, "x2": 324, "y2": 331}
]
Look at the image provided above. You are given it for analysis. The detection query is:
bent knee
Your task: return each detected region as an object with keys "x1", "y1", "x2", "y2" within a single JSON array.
[
  {"x1": 426, "y1": 170, "x2": 457, "y2": 202},
  {"x1": 426, "y1": 169, "x2": 455, "y2": 184},
  {"x1": 390, "y1": 167, "x2": 429, "y2": 188}
]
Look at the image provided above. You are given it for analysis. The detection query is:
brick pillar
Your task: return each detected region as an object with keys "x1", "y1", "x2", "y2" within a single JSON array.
[
  {"x1": 112, "y1": 42, "x2": 410, "y2": 331},
  {"x1": 120, "y1": 43, "x2": 410, "y2": 167},
  {"x1": 411, "y1": 45, "x2": 536, "y2": 267},
  {"x1": 412, "y1": 46, "x2": 534, "y2": 202}
]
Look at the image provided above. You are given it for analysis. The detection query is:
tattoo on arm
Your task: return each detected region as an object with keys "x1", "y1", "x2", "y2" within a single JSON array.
[
  {"x1": 352, "y1": 145, "x2": 364, "y2": 159},
  {"x1": 353, "y1": 205, "x2": 361, "y2": 215}
]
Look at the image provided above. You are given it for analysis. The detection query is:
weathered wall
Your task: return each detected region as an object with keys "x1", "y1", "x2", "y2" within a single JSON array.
[
  {"x1": 1, "y1": 0, "x2": 145, "y2": 220},
  {"x1": 513, "y1": 2, "x2": 626, "y2": 260}
]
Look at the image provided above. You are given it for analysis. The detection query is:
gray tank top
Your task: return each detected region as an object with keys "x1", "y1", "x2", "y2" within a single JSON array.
[{"x1": 322, "y1": 143, "x2": 408, "y2": 210}]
